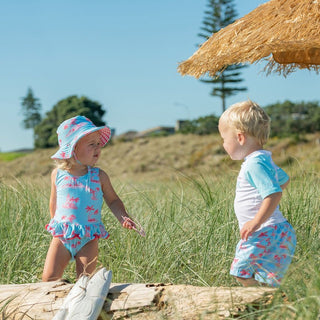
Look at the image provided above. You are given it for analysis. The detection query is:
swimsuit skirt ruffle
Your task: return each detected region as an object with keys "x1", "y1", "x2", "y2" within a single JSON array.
[{"x1": 46, "y1": 219, "x2": 109, "y2": 240}]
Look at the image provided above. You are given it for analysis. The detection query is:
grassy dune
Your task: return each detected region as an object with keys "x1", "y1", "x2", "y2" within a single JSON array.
[
  {"x1": 1, "y1": 133, "x2": 320, "y2": 318},
  {"x1": 1, "y1": 132, "x2": 320, "y2": 181}
]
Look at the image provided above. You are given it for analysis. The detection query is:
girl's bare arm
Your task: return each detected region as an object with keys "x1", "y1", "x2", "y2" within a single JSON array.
[{"x1": 49, "y1": 169, "x2": 57, "y2": 219}]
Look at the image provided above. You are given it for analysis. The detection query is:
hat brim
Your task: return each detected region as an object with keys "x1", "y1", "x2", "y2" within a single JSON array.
[{"x1": 51, "y1": 126, "x2": 111, "y2": 160}]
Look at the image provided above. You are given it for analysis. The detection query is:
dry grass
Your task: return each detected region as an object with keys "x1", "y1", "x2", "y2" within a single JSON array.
[{"x1": 1, "y1": 133, "x2": 320, "y2": 184}]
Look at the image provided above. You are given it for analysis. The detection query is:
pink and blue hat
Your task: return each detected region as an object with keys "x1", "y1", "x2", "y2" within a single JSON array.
[{"x1": 51, "y1": 115, "x2": 111, "y2": 160}]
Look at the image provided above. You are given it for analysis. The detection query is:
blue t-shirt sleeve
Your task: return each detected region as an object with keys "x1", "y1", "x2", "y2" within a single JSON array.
[
  {"x1": 244, "y1": 157, "x2": 288, "y2": 199},
  {"x1": 276, "y1": 166, "x2": 289, "y2": 186}
]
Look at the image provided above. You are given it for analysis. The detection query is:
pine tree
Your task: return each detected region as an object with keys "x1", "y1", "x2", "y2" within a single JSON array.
[
  {"x1": 198, "y1": 0, "x2": 247, "y2": 112},
  {"x1": 20, "y1": 87, "x2": 42, "y2": 129}
]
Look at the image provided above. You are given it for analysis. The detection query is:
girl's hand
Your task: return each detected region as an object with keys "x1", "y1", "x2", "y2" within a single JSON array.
[
  {"x1": 122, "y1": 216, "x2": 136, "y2": 229},
  {"x1": 122, "y1": 215, "x2": 146, "y2": 237}
]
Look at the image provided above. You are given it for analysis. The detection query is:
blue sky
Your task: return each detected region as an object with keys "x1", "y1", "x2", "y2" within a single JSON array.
[{"x1": 1, "y1": 0, "x2": 319, "y2": 152}]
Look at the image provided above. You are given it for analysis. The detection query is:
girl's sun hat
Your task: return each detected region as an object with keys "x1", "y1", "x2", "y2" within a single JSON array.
[{"x1": 51, "y1": 115, "x2": 111, "y2": 160}]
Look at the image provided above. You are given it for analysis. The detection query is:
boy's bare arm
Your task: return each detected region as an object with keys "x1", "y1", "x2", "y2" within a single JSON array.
[
  {"x1": 280, "y1": 177, "x2": 290, "y2": 190},
  {"x1": 240, "y1": 192, "x2": 282, "y2": 241}
]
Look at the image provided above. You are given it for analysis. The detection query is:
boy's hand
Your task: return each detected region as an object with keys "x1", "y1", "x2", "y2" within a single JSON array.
[
  {"x1": 240, "y1": 193, "x2": 283, "y2": 241},
  {"x1": 240, "y1": 220, "x2": 260, "y2": 241}
]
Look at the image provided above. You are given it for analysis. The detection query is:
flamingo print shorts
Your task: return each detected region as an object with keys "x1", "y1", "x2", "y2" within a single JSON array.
[{"x1": 230, "y1": 221, "x2": 296, "y2": 287}]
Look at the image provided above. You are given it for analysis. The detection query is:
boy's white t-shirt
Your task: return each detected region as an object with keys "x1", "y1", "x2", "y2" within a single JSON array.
[{"x1": 234, "y1": 150, "x2": 288, "y2": 231}]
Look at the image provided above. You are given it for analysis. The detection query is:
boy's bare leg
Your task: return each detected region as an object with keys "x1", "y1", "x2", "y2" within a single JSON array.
[{"x1": 235, "y1": 276, "x2": 266, "y2": 287}]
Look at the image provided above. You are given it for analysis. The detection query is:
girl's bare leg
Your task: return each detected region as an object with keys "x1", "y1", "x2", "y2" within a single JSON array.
[
  {"x1": 42, "y1": 238, "x2": 71, "y2": 281},
  {"x1": 75, "y1": 239, "x2": 98, "y2": 278}
]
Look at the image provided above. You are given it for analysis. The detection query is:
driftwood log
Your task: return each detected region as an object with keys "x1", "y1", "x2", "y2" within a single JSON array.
[{"x1": 0, "y1": 280, "x2": 275, "y2": 319}]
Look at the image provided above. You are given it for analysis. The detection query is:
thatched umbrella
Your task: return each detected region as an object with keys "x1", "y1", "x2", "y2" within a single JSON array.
[{"x1": 178, "y1": 0, "x2": 320, "y2": 78}]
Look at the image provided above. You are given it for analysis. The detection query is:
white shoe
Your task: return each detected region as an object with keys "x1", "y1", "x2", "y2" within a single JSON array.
[
  {"x1": 53, "y1": 275, "x2": 89, "y2": 320},
  {"x1": 53, "y1": 268, "x2": 112, "y2": 320}
]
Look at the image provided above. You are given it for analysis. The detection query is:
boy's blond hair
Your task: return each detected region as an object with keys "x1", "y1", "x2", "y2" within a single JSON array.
[{"x1": 220, "y1": 100, "x2": 270, "y2": 146}]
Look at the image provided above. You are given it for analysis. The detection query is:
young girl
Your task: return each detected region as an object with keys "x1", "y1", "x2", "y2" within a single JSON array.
[
  {"x1": 42, "y1": 115, "x2": 137, "y2": 281},
  {"x1": 218, "y1": 100, "x2": 296, "y2": 287}
]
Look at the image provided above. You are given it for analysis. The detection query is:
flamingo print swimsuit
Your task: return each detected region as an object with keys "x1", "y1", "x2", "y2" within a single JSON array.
[{"x1": 46, "y1": 167, "x2": 109, "y2": 259}]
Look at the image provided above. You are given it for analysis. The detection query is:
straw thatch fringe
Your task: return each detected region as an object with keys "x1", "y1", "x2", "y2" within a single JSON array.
[
  {"x1": 265, "y1": 58, "x2": 320, "y2": 77},
  {"x1": 178, "y1": 0, "x2": 320, "y2": 78}
]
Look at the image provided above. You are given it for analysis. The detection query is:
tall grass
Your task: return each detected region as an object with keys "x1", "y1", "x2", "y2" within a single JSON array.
[
  {"x1": 99, "y1": 173, "x2": 238, "y2": 288},
  {"x1": 0, "y1": 164, "x2": 320, "y2": 318},
  {"x1": 0, "y1": 179, "x2": 49, "y2": 283}
]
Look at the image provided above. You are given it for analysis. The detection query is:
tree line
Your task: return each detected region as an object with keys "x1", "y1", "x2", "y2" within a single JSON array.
[
  {"x1": 21, "y1": 88, "x2": 320, "y2": 150},
  {"x1": 178, "y1": 101, "x2": 320, "y2": 138}
]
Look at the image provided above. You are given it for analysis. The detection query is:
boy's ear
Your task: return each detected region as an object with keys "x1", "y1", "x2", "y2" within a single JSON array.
[{"x1": 237, "y1": 132, "x2": 246, "y2": 145}]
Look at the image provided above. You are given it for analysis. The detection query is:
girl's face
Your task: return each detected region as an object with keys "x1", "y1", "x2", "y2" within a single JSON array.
[
  {"x1": 218, "y1": 120, "x2": 245, "y2": 160},
  {"x1": 74, "y1": 131, "x2": 102, "y2": 166}
]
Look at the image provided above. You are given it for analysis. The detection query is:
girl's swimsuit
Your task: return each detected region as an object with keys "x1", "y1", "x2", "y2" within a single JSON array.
[{"x1": 46, "y1": 167, "x2": 109, "y2": 259}]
